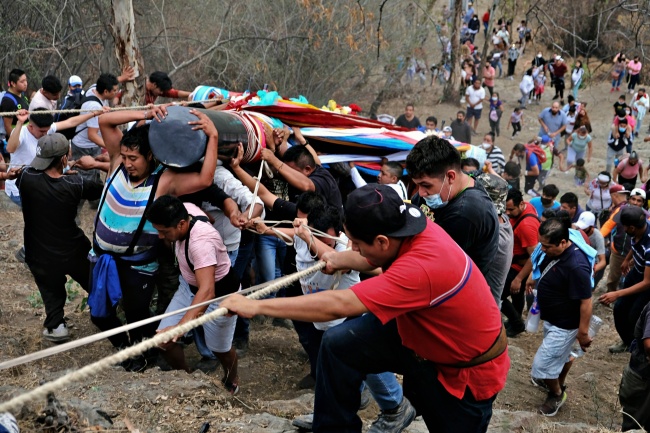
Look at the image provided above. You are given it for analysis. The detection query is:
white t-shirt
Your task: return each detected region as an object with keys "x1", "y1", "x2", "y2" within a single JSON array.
[
  {"x1": 71, "y1": 89, "x2": 107, "y2": 149},
  {"x1": 28, "y1": 90, "x2": 57, "y2": 111},
  {"x1": 5, "y1": 124, "x2": 57, "y2": 196},
  {"x1": 294, "y1": 232, "x2": 360, "y2": 331},
  {"x1": 466, "y1": 86, "x2": 486, "y2": 109}
]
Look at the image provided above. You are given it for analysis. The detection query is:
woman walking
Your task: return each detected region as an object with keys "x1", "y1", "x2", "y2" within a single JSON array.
[{"x1": 571, "y1": 60, "x2": 585, "y2": 99}]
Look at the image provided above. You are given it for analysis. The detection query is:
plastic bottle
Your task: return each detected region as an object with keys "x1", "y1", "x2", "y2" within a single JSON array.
[
  {"x1": 526, "y1": 289, "x2": 541, "y2": 333},
  {"x1": 570, "y1": 315, "x2": 603, "y2": 359}
]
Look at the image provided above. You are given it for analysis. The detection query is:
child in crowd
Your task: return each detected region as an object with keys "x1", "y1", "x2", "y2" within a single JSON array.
[
  {"x1": 533, "y1": 67, "x2": 546, "y2": 102},
  {"x1": 574, "y1": 158, "x2": 588, "y2": 186},
  {"x1": 507, "y1": 107, "x2": 523, "y2": 139}
]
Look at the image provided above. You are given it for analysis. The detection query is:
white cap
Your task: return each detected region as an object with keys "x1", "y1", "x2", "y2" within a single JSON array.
[
  {"x1": 575, "y1": 211, "x2": 596, "y2": 230},
  {"x1": 443, "y1": 126, "x2": 452, "y2": 132},
  {"x1": 69, "y1": 75, "x2": 82, "y2": 86},
  {"x1": 631, "y1": 188, "x2": 647, "y2": 200}
]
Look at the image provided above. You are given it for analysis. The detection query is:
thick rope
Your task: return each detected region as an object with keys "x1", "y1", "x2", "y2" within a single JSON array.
[
  {"x1": 0, "y1": 261, "x2": 325, "y2": 414},
  {"x1": 0, "y1": 99, "x2": 218, "y2": 117},
  {"x1": 0, "y1": 275, "x2": 291, "y2": 371}
]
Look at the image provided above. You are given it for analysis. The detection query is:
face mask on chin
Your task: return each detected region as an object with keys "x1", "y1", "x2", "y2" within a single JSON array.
[
  {"x1": 541, "y1": 197, "x2": 553, "y2": 206},
  {"x1": 423, "y1": 177, "x2": 451, "y2": 209}
]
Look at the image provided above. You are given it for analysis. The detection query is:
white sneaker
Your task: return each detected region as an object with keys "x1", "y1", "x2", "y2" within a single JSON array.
[
  {"x1": 43, "y1": 323, "x2": 70, "y2": 342},
  {"x1": 527, "y1": 189, "x2": 540, "y2": 198}
]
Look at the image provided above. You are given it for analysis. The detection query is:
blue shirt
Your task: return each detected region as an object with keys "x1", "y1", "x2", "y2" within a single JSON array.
[
  {"x1": 529, "y1": 197, "x2": 560, "y2": 217},
  {"x1": 538, "y1": 107, "x2": 568, "y2": 136},
  {"x1": 526, "y1": 151, "x2": 542, "y2": 171}
]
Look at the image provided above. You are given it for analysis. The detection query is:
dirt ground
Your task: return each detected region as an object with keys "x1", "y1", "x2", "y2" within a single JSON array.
[{"x1": 0, "y1": 47, "x2": 643, "y2": 431}]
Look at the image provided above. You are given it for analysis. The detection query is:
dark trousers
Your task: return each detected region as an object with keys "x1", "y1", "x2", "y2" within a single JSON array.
[
  {"x1": 507, "y1": 59, "x2": 517, "y2": 76},
  {"x1": 501, "y1": 267, "x2": 526, "y2": 330},
  {"x1": 90, "y1": 261, "x2": 158, "y2": 349},
  {"x1": 313, "y1": 314, "x2": 496, "y2": 433},
  {"x1": 524, "y1": 175, "x2": 537, "y2": 192},
  {"x1": 27, "y1": 250, "x2": 91, "y2": 330},
  {"x1": 233, "y1": 234, "x2": 256, "y2": 342},
  {"x1": 511, "y1": 122, "x2": 521, "y2": 137},
  {"x1": 628, "y1": 74, "x2": 640, "y2": 91},
  {"x1": 614, "y1": 271, "x2": 650, "y2": 345}
]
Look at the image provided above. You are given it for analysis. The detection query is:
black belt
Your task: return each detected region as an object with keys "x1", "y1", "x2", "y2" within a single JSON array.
[{"x1": 188, "y1": 266, "x2": 240, "y2": 296}]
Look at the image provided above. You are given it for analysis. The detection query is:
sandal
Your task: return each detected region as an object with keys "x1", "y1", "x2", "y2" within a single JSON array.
[{"x1": 221, "y1": 377, "x2": 240, "y2": 396}]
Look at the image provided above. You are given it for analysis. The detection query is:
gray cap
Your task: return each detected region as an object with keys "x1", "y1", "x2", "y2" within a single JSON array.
[
  {"x1": 31, "y1": 133, "x2": 70, "y2": 170},
  {"x1": 476, "y1": 172, "x2": 509, "y2": 215}
]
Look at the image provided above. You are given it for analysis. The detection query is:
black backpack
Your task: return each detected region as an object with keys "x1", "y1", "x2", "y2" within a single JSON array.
[{"x1": 56, "y1": 93, "x2": 101, "y2": 140}]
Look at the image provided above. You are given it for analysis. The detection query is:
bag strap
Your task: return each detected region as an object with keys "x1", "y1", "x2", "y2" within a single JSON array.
[
  {"x1": 92, "y1": 165, "x2": 124, "y2": 245},
  {"x1": 71, "y1": 94, "x2": 103, "y2": 138},
  {"x1": 124, "y1": 171, "x2": 162, "y2": 256},
  {"x1": 184, "y1": 215, "x2": 211, "y2": 272},
  {"x1": 513, "y1": 212, "x2": 537, "y2": 230}
]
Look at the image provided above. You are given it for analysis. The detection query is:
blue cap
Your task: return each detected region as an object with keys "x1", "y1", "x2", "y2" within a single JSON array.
[{"x1": 541, "y1": 135, "x2": 551, "y2": 144}]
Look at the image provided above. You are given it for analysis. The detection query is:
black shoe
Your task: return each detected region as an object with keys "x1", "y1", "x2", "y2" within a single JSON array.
[
  {"x1": 298, "y1": 374, "x2": 316, "y2": 390},
  {"x1": 506, "y1": 323, "x2": 525, "y2": 338},
  {"x1": 120, "y1": 355, "x2": 148, "y2": 372},
  {"x1": 195, "y1": 357, "x2": 219, "y2": 373},
  {"x1": 367, "y1": 397, "x2": 416, "y2": 433}
]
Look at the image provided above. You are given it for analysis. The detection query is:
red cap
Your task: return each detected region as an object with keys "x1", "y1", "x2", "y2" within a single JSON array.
[{"x1": 609, "y1": 184, "x2": 630, "y2": 194}]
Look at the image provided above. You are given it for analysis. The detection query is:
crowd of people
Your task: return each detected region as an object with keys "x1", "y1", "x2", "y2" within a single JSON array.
[{"x1": 1, "y1": 8, "x2": 650, "y2": 433}]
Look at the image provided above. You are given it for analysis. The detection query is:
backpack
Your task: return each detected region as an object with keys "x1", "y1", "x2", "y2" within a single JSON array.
[
  {"x1": 56, "y1": 93, "x2": 101, "y2": 140},
  {"x1": 525, "y1": 143, "x2": 547, "y2": 164}
]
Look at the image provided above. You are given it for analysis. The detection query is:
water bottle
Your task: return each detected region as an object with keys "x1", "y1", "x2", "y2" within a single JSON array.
[
  {"x1": 570, "y1": 315, "x2": 603, "y2": 359},
  {"x1": 526, "y1": 290, "x2": 541, "y2": 333}
]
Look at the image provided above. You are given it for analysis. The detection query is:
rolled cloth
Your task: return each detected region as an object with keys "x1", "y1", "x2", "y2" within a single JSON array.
[{"x1": 148, "y1": 106, "x2": 267, "y2": 167}]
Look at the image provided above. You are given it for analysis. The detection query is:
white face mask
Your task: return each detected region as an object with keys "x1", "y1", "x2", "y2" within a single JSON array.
[
  {"x1": 537, "y1": 54, "x2": 542, "y2": 58},
  {"x1": 480, "y1": 142, "x2": 492, "y2": 149},
  {"x1": 492, "y1": 97, "x2": 498, "y2": 101}
]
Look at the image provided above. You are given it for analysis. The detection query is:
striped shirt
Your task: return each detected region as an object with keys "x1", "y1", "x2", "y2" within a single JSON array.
[
  {"x1": 94, "y1": 164, "x2": 165, "y2": 256},
  {"x1": 630, "y1": 224, "x2": 650, "y2": 276},
  {"x1": 486, "y1": 145, "x2": 506, "y2": 174}
]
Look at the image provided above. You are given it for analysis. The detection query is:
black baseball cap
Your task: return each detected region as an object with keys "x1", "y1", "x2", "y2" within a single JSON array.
[{"x1": 345, "y1": 184, "x2": 427, "y2": 239}]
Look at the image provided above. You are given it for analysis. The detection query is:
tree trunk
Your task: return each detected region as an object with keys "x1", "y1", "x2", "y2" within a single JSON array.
[
  {"x1": 442, "y1": 0, "x2": 464, "y2": 103},
  {"x1": 111, "y1": 0, "x2": 144, "y2": 105},
  {"x1": 478, "y1": 0, "x2": 500, "y2": 80}
]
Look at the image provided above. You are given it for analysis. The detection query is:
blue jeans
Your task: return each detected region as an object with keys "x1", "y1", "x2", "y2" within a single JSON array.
[
  {"x1": 314, "y1": 314, "x2": 497, "y2": 433},
  {"x1": 572, "y1": 79, "x2": 581, "y2": 99},
  {"x1": 7, "y1": 192, "x2": 21, "y2": 208},
  {"x1": 255, "y1": 234, "x2": 287, "y2": 297}
]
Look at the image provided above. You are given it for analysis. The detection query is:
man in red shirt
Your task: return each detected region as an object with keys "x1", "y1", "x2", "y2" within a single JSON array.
[
  {"x1": 503, "y1": 189, "x2": 540, "y2": 337},
  {"x1": 145, "y1": 71, "x2": 191, "y2": 105},
  {"x1": 222, "y1": 184, "x2": 510, "y2": 433}
]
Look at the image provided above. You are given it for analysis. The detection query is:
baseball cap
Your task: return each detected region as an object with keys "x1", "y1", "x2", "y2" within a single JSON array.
[
  {"x1": 631, "y1": 188, "x2": 647, "y2": 200},
  {"x1": 609, "y1": 184, "x2": 630, "y2": 195},
  {"x1": 443, "y1": 126, "x2": 452, "y2": 132},
  {"x1": 68, "y1": 75, "x2": 82, "y2": 86},
  {"x1": 575, "y1": 211, "x2": 596, "y2": 230},
  {"x1": 30, "y1": 133, "x2": 70, "y2": 170},
  {"x1": 540, "y1": 135, "x2": 551, "y2": 144},
  {"x1": 345, "y1": 184, "x2": 427, "y2": 239},
  {"x1": 476, "y1": 173, "x2": 508, "y2": 215}
]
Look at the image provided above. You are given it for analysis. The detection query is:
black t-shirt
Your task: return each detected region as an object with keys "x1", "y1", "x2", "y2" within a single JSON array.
[
  {"x1": 395, "y1": 115, "x2": 422, "y2": 129},
  {"x1": 16, "y1": 168, "x2": 103, "y2": 264},
  {"x1": 613, "y1": 102, "x2": 628, "y2": 114},
  {"x1": 411, "y1": 182, "x2": 499, "y2": 281},
  {"x1": 289, "y1": 165, "x2": 343, "y2": 210},
  {"x1": 537, "y1": 244, "x2": 592, "y2": 330},
  {"x1": 1, "y1": 92, "x2": 30, "y2": 126},
  {"x1": 272, "y1": 198, "x2": 298, "y2": 221}
]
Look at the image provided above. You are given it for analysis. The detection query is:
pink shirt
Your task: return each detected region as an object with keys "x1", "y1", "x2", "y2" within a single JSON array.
[
  {"x1": 617, "y1": 158, "x2": 643, "y2": 179},
  {"x1": 628, "y1": 60, "x2": 642, "y2": 75},
  {"x1": 176, "y1": 203, "x2": 231, "y2": 287},
  {"x1": 483, "y1": 66, "x2": 496, "y2": 87}
]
